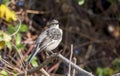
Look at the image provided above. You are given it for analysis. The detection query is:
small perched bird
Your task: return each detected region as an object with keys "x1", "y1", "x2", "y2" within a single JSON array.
[{"x1": 27, "y1": 19, "x2": 63, "y2": 64}]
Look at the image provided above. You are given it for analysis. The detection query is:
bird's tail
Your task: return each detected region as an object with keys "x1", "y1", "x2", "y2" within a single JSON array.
[
  {"x1": 27, "y1": 44, "x2": 47, "y2": 65},
  {"x1": 27, "y1": 47, "x2": 40, "y2": 65}
]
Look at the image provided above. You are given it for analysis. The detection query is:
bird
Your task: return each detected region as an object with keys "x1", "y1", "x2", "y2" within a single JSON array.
[{"x1": 27, "y1": 19, "x2": 63, "y2": 64}]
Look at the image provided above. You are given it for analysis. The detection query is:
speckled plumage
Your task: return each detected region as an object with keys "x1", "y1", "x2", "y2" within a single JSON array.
[{"x1": 27, "y1": 19, "x2": 63, "y2": 64}]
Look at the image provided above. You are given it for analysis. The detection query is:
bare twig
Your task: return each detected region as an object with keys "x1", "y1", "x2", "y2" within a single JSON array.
[
  {"x1": 26, "y1": 10, "x2": 49, "y2": 14},
  {"x1": 18, "y1": 52, "x2": 94, "y2": 76},
  {"x1": 68, "y1": 44, "x2": 73, "y2": 76},
  {"x1": 72, "y1": 57, "x2": 77, "y2": 76},
  {"x1": 17, "y1": 53, "x2": 58, "y2": 76},
  {"x1": 0, "y1": 18, "x2": 21, "y2": 41},
  {"x1": 112, "y1": 73, "x2": 120, "y2": 76},
  {"x1": 85, "y1": 44, "x2": 93, "y2": 60},
  {"x1": 9, "y1": 18, "x2": 21, "y2": 36},
  {"x1": 57, "y1": 53, "x2": 94, "y2": 76},
  {"x1": 14, "y1": 45, "x2": 26, "y2": 71},
  {"x1": 40, "y1": 68, "x2": 50, "y2": 76}
]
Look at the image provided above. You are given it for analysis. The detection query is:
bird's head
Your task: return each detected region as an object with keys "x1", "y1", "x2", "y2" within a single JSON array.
[{"x1": 50, "y1": 19, "x2": 59, "y2": 28}]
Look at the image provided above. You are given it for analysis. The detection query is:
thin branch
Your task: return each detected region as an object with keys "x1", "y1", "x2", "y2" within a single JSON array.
[
  {"x1": 1, "y1": 18, "x2": 21, "y2": 41},
  {"x1": 68, "y1": 44, "x2": 73, "y2": 76},
  {"x1": 18, "y1": 53, "x2": 94, "y2": 76},
  {"x1": 57, "y1": 54, "x2": 94, "y2": 76},
  {"x1": 26, "y1": 10, "x2": 49, "y2": 14},
  {"x1": 9, "y1": 17, "x2": 21, "y2": 36},
  {"x1": 112, "y1": 73, "x2": 120, "y2": 76},
  {"x1": 72, "y1": 57, "x2": 76, "y2": 76},
  {"x1": 40, "y1": 68, "x2": 50, "y2": 76},
  {"x1": 17, "y1": 53, "x2": 58, "y2": 76}
]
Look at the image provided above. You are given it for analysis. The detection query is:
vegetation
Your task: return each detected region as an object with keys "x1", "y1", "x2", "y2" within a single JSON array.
[{"x1": 0, "y1": 0, "x2": 120, "y2": 76}]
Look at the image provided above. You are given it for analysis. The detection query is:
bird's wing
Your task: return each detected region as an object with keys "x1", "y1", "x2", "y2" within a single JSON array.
[
  {"x1": 27, "y1": 27, "x2": 61, "y2": 64},
  {"x1": 35, "y1": 29, "x2": 49, "y2": 44},
  {"x1": 27, "y1": 29, "x2": 48, "y2": 64},
  {"x1": 27, "y1": 37, "x2": 55, "y2": 64}
]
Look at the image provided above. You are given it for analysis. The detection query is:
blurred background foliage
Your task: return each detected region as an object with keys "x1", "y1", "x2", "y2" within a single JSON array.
[{"x1": 0, "y1": 0, "x2": 120, "y2": 76}]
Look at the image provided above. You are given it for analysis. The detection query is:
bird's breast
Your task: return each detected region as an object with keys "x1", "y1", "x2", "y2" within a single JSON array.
[{"x1": 45, "y1": 39, "x2": 62, "y2": 51}]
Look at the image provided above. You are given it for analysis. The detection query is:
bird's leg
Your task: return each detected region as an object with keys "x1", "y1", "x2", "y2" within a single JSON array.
[
  {"x1": 45, "y1": 51, "x2": 50, "y2": 58},
  {"x1": 45, "y1": 50, "x2": 54, "y2": 58},
  {"x1": 49, "y1": 50, "x2": 54, "y2": 54}
]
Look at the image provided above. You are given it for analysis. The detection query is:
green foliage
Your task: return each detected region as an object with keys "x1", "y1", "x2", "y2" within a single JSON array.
[
  {"x1": 0, "y1": 31, "x2": 11, "y2": 41},
  {"x1": 118, "y1": 0, "x2": 120, "y2": 2},
  {"x1": 0, "y1": 31, "x2": 11, "y2": 50},
  {"x1": 5, "y1": 41, "x2": 12, "y2": 49},
  {"x1": 77, "y1": 0, "x2": 85, "y2": 5},
  {"x1": 7, "y1": 24, "x2": 28, "y2": 51},
  {"x1": 19, "y1": 24, "x2": 28, "y2": 32},
  {"x1": 26, "y1": 56, "x2": 38, "y2": 67},
  {"x1": 8, "y1": 24, "x2": 28, "y2": 34},
  {"x1": 13, "y1": 70, "x2": 17, "y2": 74},
  {"x1": 7, "y1": 25, "x2": 16, "y2": 34},
  {"x1": 15, "y1": 33, "x2": 24, "y2": 51},
  {"x1": 15, "y1": 33, "x2": 21, "y2": 45},
  {"x1": 112, "y1": 58, "x2": 120, "y2": 70},
  {"x1": 2, "y1": 0, "x2": 9, "y2": 4},
  {"x1": 96, "y1": 67, "x2": 114, "y2": 76},
  {"x1": 0, "y1": 70, "x2": 9, "y2": 76},
  {"x1": 31, "y1": 57, "x2": 39, "y2": 67}
]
